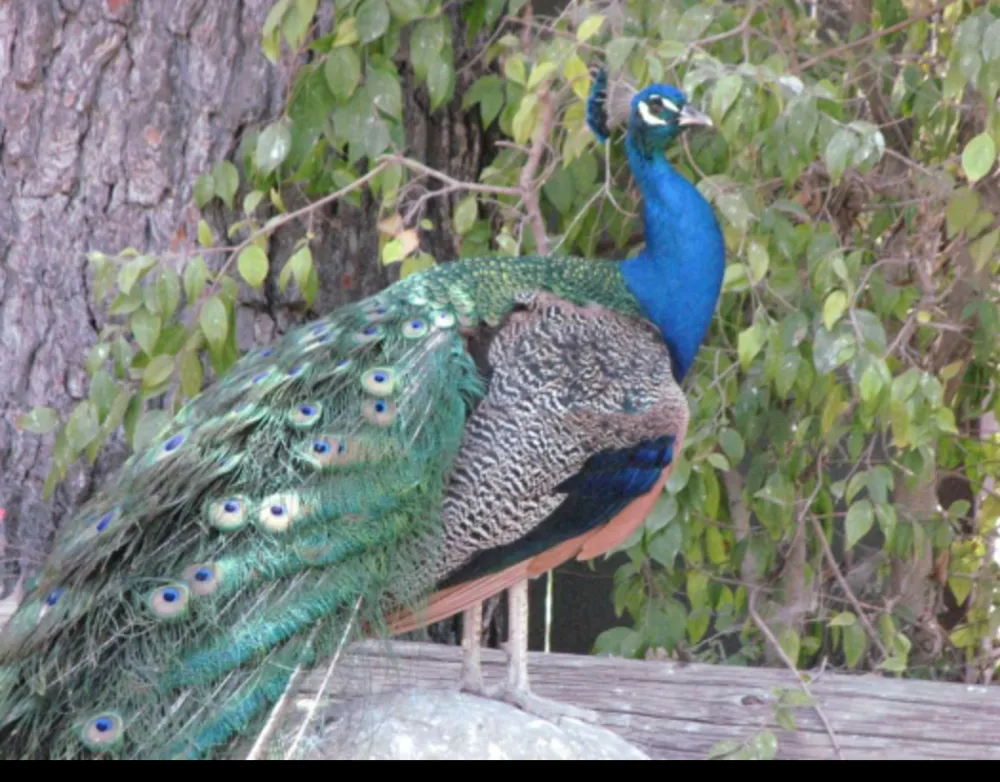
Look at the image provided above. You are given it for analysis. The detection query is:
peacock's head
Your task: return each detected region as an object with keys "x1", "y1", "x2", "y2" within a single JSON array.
[
  {"x1": 586, "y1": 68, "x2": 712, "y2": 158},
  {"x1": 628, "y1": 84, "x2": 712, "y2": 157}
]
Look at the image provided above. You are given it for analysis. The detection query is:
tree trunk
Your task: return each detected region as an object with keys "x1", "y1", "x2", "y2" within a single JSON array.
[{"x1": 0, "y1": 0, "x2": 492, "y2": 611}]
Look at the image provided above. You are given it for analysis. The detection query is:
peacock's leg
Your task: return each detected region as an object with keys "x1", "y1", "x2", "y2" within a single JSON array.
[
  {"x1": 496, "y1": 580, "x2": 599, "y2": 724},
  {"x1": 459, "y1": 582, "x2": 598, "y2": 723},
  {"x1": 459, "y1": 604, "x2": 487, "y2": 694}
]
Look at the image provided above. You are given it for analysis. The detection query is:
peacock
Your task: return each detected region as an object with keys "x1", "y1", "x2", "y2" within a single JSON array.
[{"x1": 0, "y1": 68, "x2": 725, "y2": 760}]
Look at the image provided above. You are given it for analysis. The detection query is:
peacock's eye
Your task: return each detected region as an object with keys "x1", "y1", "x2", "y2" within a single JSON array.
[{"x1": 648, "y1": 96, "x2": 665, "y2": 114}]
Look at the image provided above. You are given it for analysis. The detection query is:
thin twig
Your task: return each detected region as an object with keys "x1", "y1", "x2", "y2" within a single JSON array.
[
  {"x1": 748, "y1": 588, "x2": 844, "y2": 760},
  {"x1": 797, "y1": 1, "x2": 957, "y2": 71},
  {"x1": 518, "y1": 90, "x2": 556, "y2": 255},
  {"x1": 383, "y1": 154, "x2": 522, "y2": 199},
  {"x1": 284, "y1": 596, "x2": 364, "y2": 760},
  {"x1": 692, "y1": 1, "x2": 760, "y2": 51},
  {"x1": 808, "y1": 457, "x2": 890, "y2": 661},
  {"x1": 204, "y1": 159, "x2": 393, "y2": 299}
]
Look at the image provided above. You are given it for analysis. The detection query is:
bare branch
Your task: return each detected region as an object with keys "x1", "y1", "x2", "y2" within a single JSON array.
[
  {"x1": 518, "y1": 90, "x2": 557, "y2": 256},
  {"x1": 748, "y1": 588, "x2": 844, "y2": 760}
]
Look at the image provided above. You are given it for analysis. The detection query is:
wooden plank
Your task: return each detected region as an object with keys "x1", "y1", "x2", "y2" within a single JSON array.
[
  {"x1": 312, "y1": 641, "x2": 1000, "y2": 761},
  {"x1": 1, "y1": 599, "x2": 995, "y2": 760}
]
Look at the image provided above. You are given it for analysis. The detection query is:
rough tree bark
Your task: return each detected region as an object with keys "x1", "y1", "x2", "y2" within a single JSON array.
[{"x1": 0, "y1": 0, "x2": 493, "y2": 608}]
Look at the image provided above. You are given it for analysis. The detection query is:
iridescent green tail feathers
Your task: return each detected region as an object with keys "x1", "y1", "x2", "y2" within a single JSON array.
[{"x1": 0, "y1": 255, "x2": 640, "y2": 759}]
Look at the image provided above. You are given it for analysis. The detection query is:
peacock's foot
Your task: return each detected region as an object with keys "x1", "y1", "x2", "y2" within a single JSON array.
[
  {"x1": 493, "y1": 684, "x2": 600, "y2": 725},
  {"x1": 458, "y1": 584, "x2": 600, "y2": 725}
]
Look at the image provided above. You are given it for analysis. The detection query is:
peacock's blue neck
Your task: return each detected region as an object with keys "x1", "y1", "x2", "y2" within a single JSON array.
[{"x1": 619, "y1": 141, "x2": 725, "y2": 382}]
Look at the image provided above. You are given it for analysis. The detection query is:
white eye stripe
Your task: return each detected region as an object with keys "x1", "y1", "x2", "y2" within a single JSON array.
[{"x1": 638, "y1": 100, "x2": 669, "y2": 126}]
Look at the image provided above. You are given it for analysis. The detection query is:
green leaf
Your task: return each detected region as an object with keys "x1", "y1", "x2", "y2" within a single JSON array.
[
  {"x1": 747, "y1": 241, "x2": 769, "y2": 283},
  {"x1": 512, "y1": 94, "x2": 539, "y2": 145},
  {"x1": 237, "y1": 246, "x2": 269, "y2": 289},
  {"x1": 778, "y1": 627, "x2": 800, "y2": 665},
  {"x1": 117, "y1": 255, "x2": 155, "y2": 295},
  {"x1": 722, "y1": 263, "x2": 748, "y2": 293},
  {"x1": 112, "y1": 337, "x2": 134, "y2": 377},
  {"x1": 194, "y1": 173, "x2": 215, "y2": 208},
  {"x1": 381, "y1": 238, "x2": 406, "y2": 264},
  {"x1": 282, "y1": 0, "x2": 317, "y2": 48},
  {"x1": 828, "y1": 611, "x2": 856, "y2": 628},
  {"x1": 775, "y1": 708, "x2": 797, "y2": 732},
  {"x1": 504, "y1": 56, "x2": 526, "y2": 86},
  {"x1": 843, "y1": 623, "x2": 866, "y2": 668},
  {"x1": 962, "y1": 132, "x2": 996, "y2": 182},
  {"x1": 180, "y1": 350, "x2": 204, "y2": 398},
  {"x1": 401, "y1": 251, "x2": 435, "y2": 279},
  {"x1": 368, "y1": 60, "x2": 403, "y2": 118},
  {"x1": 778, "y1": 689, "x2": 816, "y2": 708},
  {"x1": 563, "y1": 55, "x2": 591, "y2": 100},
  {"x1": 845, "y1": 499, "x2": 874, "y2": 550},
  {"x1": 970, "y1": 228, "x2": 999, "y2": 271},
  {"x1": 738, "y1": 322, "x2": 766, "y2": 370},
  {"x1": 825, "y1": 129, "x2": 857, "y2": 184},
  {"x1": 214, "y1": 161, "x2": 239, "y2": 208},
  {"x1": 747, "y1": 731, "x2": 778, "y2": 761},
  {"x1": 85, "y1": 342, "x2": 111, "y2": 376},
  {"x1": 935, "y1": 407, "x2": 959, "y2": 435},
  {"x1": 200, "y1": 296, "x2": 229, "y2": 349},
  {"x1": 454, "y1": 196, "x2": 478, "y2": 235},
  {"x1": 388, "y1": 0, "x2": 425, "y2": 23},
  {"x1": 593, "y1": 626, "x2": 641, "y2": 658},
  {"x1": 356, "y1": 0, "x2": 390, "y2": 44},
  {"x1": 100, "y1": 388, "x2": 131, "y2": 439},
  {"x1": 324, "y1": 46, "x2": 361, "y2": 100},
  {"x1": 184, "y1": 256, "x2": 208, "y2": 303},
  {"x1": 719, "y1": 428, "x2": 745, "y2": 463},
  {"x1": 142, "y1": 355, "x2": 175, "y2": 390},
  {"x1": 463, "y1": 75, "x2": 504, "y2": 128},
  {"x1": 262, "y1": 31, "x2": 281, "y2": 64},
  {"x1": 130, "y1": 308, "x2": 162, "y2": 356},
  {"x1": 244, "y1": 190, "x2": 265, "y2": 215},
  {"x1": 257, "y1": 122, "x2": 292, "y2": 176},
  {"x1": 707, "y1": 453, "x2": 730, "y2": 471},
  {"x1": 707, "y1": 740, "x2": 744, "y2": 760},
  {"x1": 263, "y1": 0, "x2": 290, "y2": 41},
  {"x1": 288, "y1": 245, "x2": 313, "y2": 292},
  {"x1": 333, "y1": 17, "x2": 358, "y2": 48},
  {"x1": 411, "y1": 18, "x2": 447, "y2": 81},
  {"x1": 822, "y1": 290, "x2": 848, "y2": 330},
  {"x1": 197, "y1": 219, "x2": 213, "y2": 248},
  {"x1": 426, "y1": 58, "x2": 454, "y2": 110},
  {"x1": 948, "y1": 574, "x2": 971, "y2": 606},
  {"x1": 606, "y1": 37, "x2": 636, "y2": 72},
  {"x1": 576, "y1": 14, "x2": 605, "y2": 42},
  {"x1": 156, "y1": 269, "x2": 181, "y2": 319},
  {"x1": 945, "y1": 188, "x2": 980, "y2": 237},
  {"x1": 527, "y1": 62, "x2": 557, "y2": 91},
  {"x1": 715, "y1": 192, "x2": 752, "y2": 233},
  {"x1": 705, "y1": 525, "x2": 727, "y2": 564},
  {"x1": 711, "y1": 74, "x2": 742, "y2": 123},
  {"x1": 17, "y1": 407, "x2": 60, "y2": 435},
  {"x1": 66, "y1": 401, "x2": 100, "y2": 452},
  {"x1": 878, "y1": 656, "x2": 907, "y2": 673}
]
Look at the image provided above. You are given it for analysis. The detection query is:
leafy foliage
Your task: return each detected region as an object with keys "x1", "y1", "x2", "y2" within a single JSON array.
[{"x1": 16, "y1": 0, "x2": 1000, "y2": 709}]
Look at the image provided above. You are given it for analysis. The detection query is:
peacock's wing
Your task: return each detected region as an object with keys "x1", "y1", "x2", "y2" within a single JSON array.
[
  {"x1": 0, "y1": 283, "x2": 482, "y2": 760},
  {"x1": 389, "y1": 292, "x2": 689, "y2": 631}
]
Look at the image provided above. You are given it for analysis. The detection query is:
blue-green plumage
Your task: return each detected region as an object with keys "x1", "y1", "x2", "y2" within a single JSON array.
[{"x1": 0, "y1": 69, "x2": 725, "y2": 759}]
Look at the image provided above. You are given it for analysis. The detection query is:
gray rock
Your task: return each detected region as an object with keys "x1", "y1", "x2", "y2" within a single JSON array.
[{"x1": 307, "y1": 690, "x2": 649, "y2": 760}]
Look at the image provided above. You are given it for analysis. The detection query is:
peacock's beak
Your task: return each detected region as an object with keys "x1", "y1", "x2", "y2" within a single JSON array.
[{"x1": 678, "y1": 105, "x2": 713, "y2": 128}]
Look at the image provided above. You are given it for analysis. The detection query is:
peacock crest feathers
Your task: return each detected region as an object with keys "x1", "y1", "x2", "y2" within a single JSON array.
[
  {"x1": 0, "y1": 254, "x2": 643, "y2": 759},
  {"x1": 586, "y1": 66, "x2": 636, "y2": 143}
]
